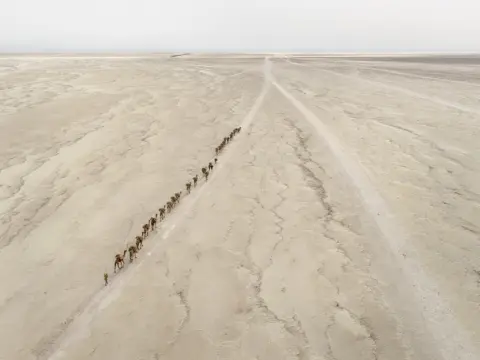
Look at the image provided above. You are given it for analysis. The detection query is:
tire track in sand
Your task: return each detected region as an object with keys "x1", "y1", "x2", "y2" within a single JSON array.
[
  {"x1": 271, "y1": 70, "x2": 478, "y2": 360},
  {"x1": 43, "y1": 58, "x2": 271, "y2": 360},
  {"x1": 286, "y1": 58, "x2": 480, "y2": 116},
  {"x1": 355, "y1": 65, "x2": 480, "y2": 88}
]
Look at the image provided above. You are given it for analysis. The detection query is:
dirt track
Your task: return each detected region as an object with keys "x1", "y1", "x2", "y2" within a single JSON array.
[{"x1": 0, "y1": 55, "x2": 479, "y2": 360}]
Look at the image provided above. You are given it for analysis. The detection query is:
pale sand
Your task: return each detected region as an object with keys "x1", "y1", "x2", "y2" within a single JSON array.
[{"x1": 0, "y1": 55, "x2": 479, "y2": 360}]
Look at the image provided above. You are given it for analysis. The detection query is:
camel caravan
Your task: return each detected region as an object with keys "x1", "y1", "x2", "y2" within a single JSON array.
[{"x1": 106, "y1": 127, "x2": 242, "y2": 284}]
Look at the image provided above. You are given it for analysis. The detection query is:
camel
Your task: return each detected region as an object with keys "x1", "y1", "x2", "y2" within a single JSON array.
[
  {"x1": 167, "y1": 201, "x2": 173, "y2": 212},
  {"x1": 186, "y1": 182, "x2": 191, "y2": 193},
  {"x1": 114, "y1": 250, "x2": 127, "y2": 272},
  {"x1": 150, "y1": 216, "x2": 157, "y2": 231},
  {"x1": 201, "y1": 167, "x2": 209, "y2": 181},
  {"x1": 136, "y1": 236, "x2": 143, "y2": 250},
  {"x1": 142, "y1": 223, "x2": 149, "y2": 238},
  {"x1": 128, "y1": 245, "x2": 137, "y2": 262},
  {"x1": 193, "y1": 175, "x2": 198, "y2": 186},
  {"x1": 159, "y1": 207, "x2": 165, "y2": 219},
  {"x1": 201, "y1": 167, "x2": 208, "y2": 180}
]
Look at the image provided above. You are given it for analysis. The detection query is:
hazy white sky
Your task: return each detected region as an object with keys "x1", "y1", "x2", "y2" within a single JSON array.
[{"x1": 1, "y1": 0, "x2": 480, "y2": 52}]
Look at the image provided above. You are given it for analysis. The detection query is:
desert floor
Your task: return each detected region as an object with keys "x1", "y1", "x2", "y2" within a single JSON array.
[{"x1": 0, "y1": 54, "x2": 479, "y2": 360}]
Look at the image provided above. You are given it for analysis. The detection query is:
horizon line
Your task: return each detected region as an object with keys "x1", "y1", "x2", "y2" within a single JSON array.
[{"x1": 2, "y1": 50, "x2": 480, "y2": 56}]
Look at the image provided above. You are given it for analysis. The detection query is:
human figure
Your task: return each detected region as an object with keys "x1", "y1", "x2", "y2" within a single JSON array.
[{"x1": 104, "y1": 272, "x2": 108, "y2": 286}]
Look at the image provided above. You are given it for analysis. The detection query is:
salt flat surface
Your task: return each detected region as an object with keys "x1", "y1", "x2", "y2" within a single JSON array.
[{"x1": 0, "y1": 55, "x2": 479, "y2": 360}]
